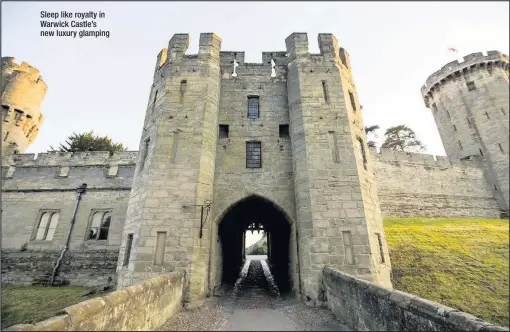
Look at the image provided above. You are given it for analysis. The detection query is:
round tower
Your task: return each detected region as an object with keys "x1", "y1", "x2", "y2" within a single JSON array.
[
  {"x1": 1, "y1": 57, "x2": 47, "y2": 156},
  {"x1": 421, "y1": 51, "x2": 509, "y2": 211}
]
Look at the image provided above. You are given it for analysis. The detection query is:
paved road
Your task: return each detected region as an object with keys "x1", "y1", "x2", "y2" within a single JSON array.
[{"x1": 158, "y1": 259, "x2": 349, "y2": 331}]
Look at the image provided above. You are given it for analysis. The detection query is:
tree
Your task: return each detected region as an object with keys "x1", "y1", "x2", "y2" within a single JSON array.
[
  {"x1": 381, "y1": 125, "x2": 426, "y2": 152},
  {"x1": 50, "y1": 131, "x2": 127, "y2": 155},
  {"x1": 365, "y1": 125, "x2": 380, "y2": 148}
]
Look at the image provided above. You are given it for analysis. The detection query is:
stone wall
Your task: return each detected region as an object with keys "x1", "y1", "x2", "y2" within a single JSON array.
[
  {"x1": 4, "y1": 272, "x2": 184, "y2": 331},
  {"x1": 370, "y1": 148, "x2": 503, "y2": 218},
  {"x1": 1, "y1": 151, "x2": 136, "y2": 286},
  {"x1": 323, "y1": 267, "x2": 509, "y2": 331}
]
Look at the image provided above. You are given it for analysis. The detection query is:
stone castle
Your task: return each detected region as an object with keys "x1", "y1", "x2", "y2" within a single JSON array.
[{"x1": 1, "y1": 33, "x2": 508, "y2": 307}]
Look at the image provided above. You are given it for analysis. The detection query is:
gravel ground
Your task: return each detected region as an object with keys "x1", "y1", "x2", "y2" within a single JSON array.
[{"x1": 157, "y1": 260, "x2": 349, "y2": 331}]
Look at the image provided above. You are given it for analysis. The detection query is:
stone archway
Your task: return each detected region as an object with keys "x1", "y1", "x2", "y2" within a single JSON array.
[{"x1": 208, "y1": 194, "x2": 298, "y2": 296}]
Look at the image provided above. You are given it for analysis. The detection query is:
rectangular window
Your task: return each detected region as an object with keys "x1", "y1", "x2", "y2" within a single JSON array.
[
  {"x1": 123, "y1": 234, "x2": 133, "y2": 266},
  {"x1": 466, "y1": 81, "x2": 476, "y2": 91},
  {"x1": 467, "y1": 117, "x2": 472, "y2": 128},
  {"x1": 453, "y1": 124, "x2": 457, "y2": 132},
  {"x1": 458, "y1": 141, "x2": 463, "y2": 149},
  {"x1": 246, "y1": 141, "x2": 262, "y2": 168},
  {"x1": 179, "y1": 80, "x2": 187, "y2": 104},
  {"x1": 342, "y1": 231, "x2": 354, "y2": 265},
  {"x1": 498, "y1": 143, "x2": 504, "y2": 153},
  {"x1": 279, "y1": 124, "x2": 290, "y2": 138},
  {"x1": 14, "y1": 110, "x2": 23, "y2": 122},
  {"x1": 33, "y1": 211, "x2": 60, "y2": 241},
  {"x1": 152, "y1": 90, "x2": 158, "y2": 113},
  {"x1": 328, "y1": 131, "x2": 339, "y2": 163},
  {"x1": 376, "y1": 233, "x2": 385, "y2": 263},
  {"x1": 2, "y1": 105, "x2": 10, "y2": 121},
  {"x1": 446, "y1": 110, "x2": 451, "y2": 118},
  {"x1": 479, "y1": 148, "x2": 484, "y2": 156},
  {"x1": 247, "y1": 96, "x2": 260, "y2": 119},
  {"x1": 170, "y1": 131, "x2": 179, "y2": 163},
  {"x1": 357, "y1": 137, "x2": 368, "y2": 170},
  {"x1": 140, "y1": 138, "x2": 150, "y2": 169},
  {"x1": 87, "y1": 210, "x2": 112, "y2": 240},
  {"x1": 154, "y1": 232, "x2": 167, "y2": 265},
  {"x1": 321, "y1": 81, "x2": 329, "y2": 103},
  {"x1": 349, "y1": 91, "x2": 356, "y2": 112},
  {"x1": 219, "y1": 125, "x2": 229, "y2": 138}
]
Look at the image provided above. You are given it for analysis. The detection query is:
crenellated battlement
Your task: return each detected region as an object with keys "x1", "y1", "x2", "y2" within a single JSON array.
[
  {"x1": 369, "y1": 147, "x2": 482, "y2": 169},
  {"x1": 3, "y1": 151, "x2": 138, "y2": 167},
  {"x1": 153, "y1": 33, "x2": 352, "y2": 76},
  {"x1": 421, "y1": 51, "x2": 509, "y2": 105},
  {"x1": 1, "y1": 57, "x2": 47, "y2": 88}
]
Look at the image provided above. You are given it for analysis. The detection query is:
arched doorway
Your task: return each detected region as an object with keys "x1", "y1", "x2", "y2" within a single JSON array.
[{"x1": 213, "y1": 195, "x2": 293, "y2": 294}]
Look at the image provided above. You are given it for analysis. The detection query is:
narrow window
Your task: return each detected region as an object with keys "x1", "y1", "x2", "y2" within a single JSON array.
[
  {"x1": 14, "y1": 110, "x2": 23, "y2": 123},
  {"x1": 219, "y1": 125, "x2": 229, "y2": 139},
  {"x1": 87, "y1": 211, "x2": 112, "y2": 240},
  {"x1": 357, "y1": 137, "x2": 367, "y2": 170},
  {"x1": 432, "y1": 103, "x2": 438, "y2": 113},
  {"x1": 342, "y1": 231, "x2": 354, "y2": 265},
  {"x1": 458, "y1": 141, "x2": 463, "y2": 149},
  {"x1": 140, "y1": 137, "x2": 150, "y2": 169},
  {"x1": 321, "y1": 81, "x2": 329, "y2": 103},
  {"x1": 246, "y1": 141, "x2": 262, "y2": 168},
  {"x1": 279, "y1": 124, "x2": 290, "y2": 138},
  {"x1": 179, "y1": 80, "x2": 187, "y2": 104},
  {"x1": 446, "y1": 110, "x2": 451, "y2": 118},
  {"x1": 485, "y1": 111, "x2": 490, "y2": 119},
  {"x1": 453, "y1": 124, "x2": 457, "y2": 132},
  {"x1": 34, "y1": 211, "x2": 59, "y2": 241},
  {"x1": 498, "y1": 143, "x2": 504, "y2": 153},
  {"x1": 154, "y1": 232, "x2": 167, "y2": 265},
  {"x1": 170, "y1": 131, "x2": 179, "y2": 163},
  {"x1": 328, "y1": 131, "x2": 339, "y2": 163},
  {"x1": 479, "y1": 148, "x2": 484, "y2": 156},
  {"x1": 502, "y1": 108, "x2": 506, "y2": 116},
  {"x1": 152, "y1": 90, "x2": 158, "y2": 113},
  {"x1": 3, "y1": 132, "x2": 9, "y2": 142},
  {"x1": 349, "y1": 91, "x2": 356, "y2": 112},
  {"x1": 467, "y1": 117, "x2": 472, "y2": 128},
  {"x1": 247, "y1": 96, "x2": 260, "y2": 119},
  {"x1": 123, "y1": 234, "x2": 133, "y2": 266},
  {"x1": 466, "y1": 81, "x2": 476, "y2": 91},
  {"x1": 376, "y1": 233, "x2": 385, "y2": 263},
  {"x1": 2, "y1": 105, "x2": 10, "y2": 121},
  {"x1": 494, "y1": 185, "x2": 498, "y2": 191}
]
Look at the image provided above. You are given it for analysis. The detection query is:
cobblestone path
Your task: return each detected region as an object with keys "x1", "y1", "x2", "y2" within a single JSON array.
[{"x1": 157, "y1": 259, "x2": 349, "y2": 331}]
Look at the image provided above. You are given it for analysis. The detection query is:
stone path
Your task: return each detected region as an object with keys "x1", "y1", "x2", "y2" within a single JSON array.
[{"x1": 157, "y1": 259, "x2": 350, "y2": 331}]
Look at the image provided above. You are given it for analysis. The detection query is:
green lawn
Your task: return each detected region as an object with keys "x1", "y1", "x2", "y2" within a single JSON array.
[
  {"x1": 1, "y1": 285, "x2": 101, "y2": 329},
  {"x1": 384, "y1": 218, "x2": 509, "y2": 327}
]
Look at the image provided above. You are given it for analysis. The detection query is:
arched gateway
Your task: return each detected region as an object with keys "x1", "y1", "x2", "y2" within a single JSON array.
[{"x1": 115, "y1": 32, "x2": 392, "y2": 308}]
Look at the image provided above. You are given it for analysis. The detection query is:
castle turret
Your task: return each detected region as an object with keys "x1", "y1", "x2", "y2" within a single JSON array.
[
  {"x1": 1, "y1": 57, "x2": 47, "y2": 157},
  {"x1": 422, "y1": 51, "x2": 510, "y2": 211},
  {"x1": 285, "y1": 33, "x2": 392, "y2": 301},
  {"x1": 116, "y1": 33, "x2": 222, "y2": 307}
]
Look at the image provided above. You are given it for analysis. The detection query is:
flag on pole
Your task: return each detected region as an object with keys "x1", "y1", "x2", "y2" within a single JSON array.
[{"x1": 448, "y1": 47, "x2": 458, "y2": 53}]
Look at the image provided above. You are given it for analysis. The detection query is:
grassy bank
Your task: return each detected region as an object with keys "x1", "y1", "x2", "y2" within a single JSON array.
[
  {"x1": 384, "y1": 218, "x2": 509, "y2": 327},
  {"x1": 1, "y1": 285, "x2": 101, "y2": 328}
]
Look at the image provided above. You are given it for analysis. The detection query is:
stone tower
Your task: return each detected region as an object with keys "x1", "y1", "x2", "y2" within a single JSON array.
[
  {"x1": 117, "y1": 32, "x2": 392, "y2": 307},
  {"x1": 1, "y1": 57, "x2": 46, "y2": 157},
  {"x1": 285, "y1": 33, "x2": 392, "y2": 300},
  {"x1": 116, "y1": 33, "x2": 222, "y2": 306},
  {"x1": 422, "y1": 51, "x2": 510, "y2": 211}
]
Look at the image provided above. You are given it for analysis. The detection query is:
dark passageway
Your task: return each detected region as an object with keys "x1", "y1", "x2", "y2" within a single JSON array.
[{"x1": 218, "y1": 196, "x2": 291, "y2": 293}]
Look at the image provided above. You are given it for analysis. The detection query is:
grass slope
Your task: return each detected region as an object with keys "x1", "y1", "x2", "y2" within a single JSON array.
[
  {"x1": 384, "y1": 218, "x2": 509, "y2": 327},
  {"x1": 1, "y1": 285, "x2": 100, "y2": 328}
]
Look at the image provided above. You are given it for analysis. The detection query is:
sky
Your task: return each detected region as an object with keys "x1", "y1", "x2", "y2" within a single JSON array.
[{"x1": 2, "y1": 2, "x2": 509, "y2": 246}]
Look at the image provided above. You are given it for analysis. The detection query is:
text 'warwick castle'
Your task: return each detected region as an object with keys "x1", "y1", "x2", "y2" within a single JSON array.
[{"x1": 1, "y1": 33, "x2": 509, "y2": 306}]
